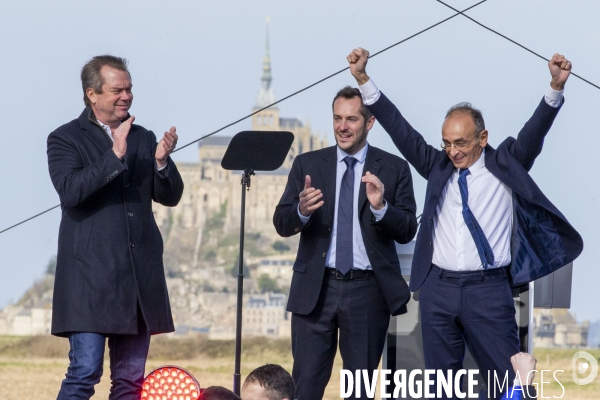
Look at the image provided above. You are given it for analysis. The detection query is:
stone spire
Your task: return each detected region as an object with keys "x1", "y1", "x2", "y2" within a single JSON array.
[{"x1": 255, "y1": 17, "x2": 276, "y2": 109}]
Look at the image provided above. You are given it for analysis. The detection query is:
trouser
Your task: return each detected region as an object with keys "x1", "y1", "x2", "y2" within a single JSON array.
[
  {"x1": 420, "y1": 265, "x2": 520, "y2": 400},
  {"x1": 56, "y1": 318, "x2": 150, "y2": 400},
  {"x1": 291, "y1": 271, "x2": 390, "y2": 399}
]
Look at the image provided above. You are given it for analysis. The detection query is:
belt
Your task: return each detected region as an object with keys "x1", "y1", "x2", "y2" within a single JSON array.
[
  {"x1": 326, "y1": 268, "x2": 374, "y2": 280},
  {"x1": 431, "y1": 264, "x2": 508, "y2": 284}
]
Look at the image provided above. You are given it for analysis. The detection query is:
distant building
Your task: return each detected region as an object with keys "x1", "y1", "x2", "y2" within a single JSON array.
[
  {"x1": 533, "y1": 309, "x2": 589, "y2": 348},
  {"x1": 207, "y1": 292, "x2": 290, "y2": 340},
  {"x1": 152, "y1": 26, "x2": 327, "y2": 283},
  {"x1": 252, "y1": 254, "x2": 295, "y2": 283},
  {"x1": 243, "y1": 292, "x2": 290, "y2": 338},
  {"x1": 0, "y1": 293, "x2": 52, "y2": 336}
]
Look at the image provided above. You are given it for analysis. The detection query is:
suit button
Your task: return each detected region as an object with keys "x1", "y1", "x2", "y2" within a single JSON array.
[
  {"x1": 429, "y1": 216, "x2": 432, "y2": 221},
  {"x1": 125, "y1": 183, "x2": 130, "y2": 188},
  {"x1": 429, "y1": 242, "x2": 432, "y2": 247},
  {"x1": 322, "y1": 252, "x2": 326, "y2": 257},
  {"x1": 128, "y1": 212, "x2": 133, "y2": 217},
  {"x1": 130, "y1": 242, "x2": 135, "y2": 248},
  {"x1": 294, "y1": 227, "x2": 300, "y2": 233}
]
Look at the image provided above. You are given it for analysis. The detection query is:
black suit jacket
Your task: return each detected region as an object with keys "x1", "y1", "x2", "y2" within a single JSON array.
[
  {"x1": 47, "y1": 108, "x2": 184, "y2": 336},
  {"x1": 367, "y1": 92, "x2": 583, "y2": 292},
  {"x1": 273, "y1": 145, "x2": 418, "y2": 316}
]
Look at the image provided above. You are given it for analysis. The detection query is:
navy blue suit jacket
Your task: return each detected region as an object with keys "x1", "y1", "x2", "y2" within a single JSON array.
[
  {"x1": 273, "y1": 145, "x2": 418, "y2": 316},
  {"x1": 368, "y1": 93, "x2": 583, "y2": 291}
]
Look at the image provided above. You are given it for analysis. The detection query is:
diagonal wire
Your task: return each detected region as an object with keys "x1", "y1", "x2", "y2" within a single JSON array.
[
  {"x1": 176, "y1": 0, "x2": 488, "y2": 152},
  {"x1": 0, "y1": 204, "x2": 61, "y2": 234},
  {"x1": 435, "y1": 0, "x2": 600, "y2": 90},
  {"x1": 0, "y1": 0, "x2": 490, "y2": 235}
]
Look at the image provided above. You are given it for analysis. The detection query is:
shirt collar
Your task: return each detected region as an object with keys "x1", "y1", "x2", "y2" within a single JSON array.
[
  {"x1": 337, "y1": 142, "x2": 368, "y2": 164},
  {"x1": 458, "y1": 147, "x2": 486, "y2": 175},
  {"x1": 96, "y1": 119, "x2": 113, "y2": 137}
]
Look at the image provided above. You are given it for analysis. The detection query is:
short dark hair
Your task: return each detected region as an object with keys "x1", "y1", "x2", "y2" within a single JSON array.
[
  {"x1": 243, "y1": 364, "x2": 295, "y2": 400},
  {"x1": 445, "y1": 102, "x2": 485, "y2": 133},
  {"x1": 81, "y1": 55, "x2": 130, "y2": 107},
  {"x1": 332, "y1": 86, "x2": 373, "y2": 122},
  {"x1": 200, "y1": 386, "x2": 241, "y2": 400}
]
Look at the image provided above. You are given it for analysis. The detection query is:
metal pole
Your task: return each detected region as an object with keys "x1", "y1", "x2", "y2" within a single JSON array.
[{"x1": 233, "y1": 169, "x2": 252, "y2": 395}]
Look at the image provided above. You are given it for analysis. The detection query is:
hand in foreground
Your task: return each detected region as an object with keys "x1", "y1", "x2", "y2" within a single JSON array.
[
  {"x1": 112, "y1": 116, "x2": 135, "y2": 160},
  {"x1": 299, "y1": 175, "x2": 324, "y2": 216},
  {"x1": 347, "y1": 47, "x2": 371, "y2": 86},
  {"x1": 511, "y1": 352, "x2": 537, "y2": 385},
  {"x1": 362, "y1": 171, "x2": 385, "y2": 210},
  {"x1": 548, "y1": 53, "x2": 571, "y2": 91},
  {"x1": 156, "y1": 126, "x2": 178, "y2": 169}
]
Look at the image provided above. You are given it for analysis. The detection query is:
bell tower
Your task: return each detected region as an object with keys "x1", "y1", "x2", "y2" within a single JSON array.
[{"x1": 252, "y1": 17, "x2": 280, "y2": 132}]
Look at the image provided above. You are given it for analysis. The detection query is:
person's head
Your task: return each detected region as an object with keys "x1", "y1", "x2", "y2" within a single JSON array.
[
  {"x1": 441, "y1": 102, "x2": 488, "y2": 169},
  {"x1": 200, "y1": 386, "x2": 241, "y2": 400},
  {"x1": 332, "y1": 86, "x2": 375, "y2": 155},
  {"x1": 241, "y1": 364, "x2": 295, "y2": 400},
  {"x1": 81, "y1": 55, "x2": 133, "y2": 129}
]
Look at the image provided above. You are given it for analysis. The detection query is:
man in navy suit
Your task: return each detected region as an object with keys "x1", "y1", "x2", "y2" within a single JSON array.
[
  {"x1": 47, "y1": 55, "x2": 183, "y2": 399},
  {"x1": 347, "y1": 48, "x2": 582, "y2": 399},
  {"x1": 273, "y1": 86, "x2": 418, "y2": 399}
]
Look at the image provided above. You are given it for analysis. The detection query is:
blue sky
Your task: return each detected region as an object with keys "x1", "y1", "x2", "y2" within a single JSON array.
[{"x1": 1, "y1": 0, "x2": 599, "y2": 322}]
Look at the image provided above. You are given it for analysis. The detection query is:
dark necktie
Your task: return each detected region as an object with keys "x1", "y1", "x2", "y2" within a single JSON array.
[
  {"x1": 336, "y1": 156, "x2": 358, "y2": 275},
  {"x1": 458, "y1": 168, "x2": 495, "y2": 269}
]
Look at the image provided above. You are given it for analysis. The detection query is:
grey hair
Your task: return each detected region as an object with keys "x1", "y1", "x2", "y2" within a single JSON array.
[
  {"x1": 445, "y1": 102, "x2": 485, "y2": 133},
  {"x1": 81, "y1": 55, "x2": 130, "y2": 107}
]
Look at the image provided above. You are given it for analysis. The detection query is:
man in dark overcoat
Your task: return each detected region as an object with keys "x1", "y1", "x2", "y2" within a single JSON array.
[{"x1": 47, "y1": 55, "x2": 184, "y2": 399}]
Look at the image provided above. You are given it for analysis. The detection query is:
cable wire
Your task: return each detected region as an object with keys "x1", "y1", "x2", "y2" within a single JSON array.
[
  {"x1": 435, "y1": 0, "x2": 600, "y2": 90},
  {"x1": 0, "y1": 204, "x2": 60, "y2": 235},
  {"x1": 175, "y1": 0, "x2": 488, "y2": 153},
  {"x1": 0, "y1": 0, "x2": 489, "y2": 235}
]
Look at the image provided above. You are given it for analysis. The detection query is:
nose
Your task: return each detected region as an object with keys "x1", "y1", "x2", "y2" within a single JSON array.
[
  {"x1": 121, "y1": 91, "x2": 133, "y2": 102},
  {"x1": 448, "y1": 145, "x2": 460, "y2": 157}
]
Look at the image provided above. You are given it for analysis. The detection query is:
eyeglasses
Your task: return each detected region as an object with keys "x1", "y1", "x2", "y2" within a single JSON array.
[{"x1": 440, "y1": 131, "x2": 482, "y2": 150}]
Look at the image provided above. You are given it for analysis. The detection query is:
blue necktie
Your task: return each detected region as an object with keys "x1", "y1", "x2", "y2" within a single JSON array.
[
  {"x1": 458, "y1": 168, "x2": 494, "y2": 269},
  {"x1": 336, "y1": 156, "x2": 358, "y2": 275}
]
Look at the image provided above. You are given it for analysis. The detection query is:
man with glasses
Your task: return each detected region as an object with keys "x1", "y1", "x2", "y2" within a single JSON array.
[{"x1": 347, "y1": 48, "x2": 583, "y2": 399}]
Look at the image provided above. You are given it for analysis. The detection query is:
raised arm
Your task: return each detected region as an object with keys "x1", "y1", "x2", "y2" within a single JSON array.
[
  {"x1": 347, "y1": 48, "x2": 441, "y2": 179},
  {"x1": 510, "y1": 53, "x2": 571, "y2": 171}
]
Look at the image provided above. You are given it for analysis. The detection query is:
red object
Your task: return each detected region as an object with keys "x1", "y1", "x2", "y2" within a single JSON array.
[{"x1": 141, "y1": 366, "x2": 200, "y2": 400}]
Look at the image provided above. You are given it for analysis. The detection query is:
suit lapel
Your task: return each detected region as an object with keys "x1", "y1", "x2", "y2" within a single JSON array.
[
  {"x1": 79, "y1": 112, "x2": 113, "y2": 153},
  {"x1": 359, "y1": 147, "x2": 382, "y2": 211},
  {"x1": 319, "y1": 146, "x2": 338, "y2": 225}
]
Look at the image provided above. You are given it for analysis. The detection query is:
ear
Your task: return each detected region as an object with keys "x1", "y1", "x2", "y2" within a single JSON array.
[
  {"x1": 86, "y1": 88, "x2": 97, "y2": 106},
  {"x1": 479, "y1": 129, "x2": 488, "y2": 147},
  {"x1": 365, "y1": 115, "x2": 376, "y2": 131}
]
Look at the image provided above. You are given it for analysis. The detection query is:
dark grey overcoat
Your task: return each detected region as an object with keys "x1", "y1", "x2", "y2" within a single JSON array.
[{"x1": 47, "y1": 108, "x2": 184, "y2": 337}]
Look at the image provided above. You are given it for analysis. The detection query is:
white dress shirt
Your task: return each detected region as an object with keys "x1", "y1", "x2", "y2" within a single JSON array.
[
  {"x1": 358, "y1": 78, "x2": 563, "y2": 271},
  {"x1": 298, "y1": 143, "x2": 388, "y2": 270},
  {"x1": 432, "y1": 148, "x2": 513, "y2": 270}
]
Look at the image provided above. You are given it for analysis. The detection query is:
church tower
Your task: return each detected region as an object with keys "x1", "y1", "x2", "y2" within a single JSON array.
[
  {"x1": 250, "y1": 18, "x2": 328, "y2": 169},
  {"x1": 252, "y1": 18, "x2": 280, "y2": 132}
]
